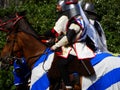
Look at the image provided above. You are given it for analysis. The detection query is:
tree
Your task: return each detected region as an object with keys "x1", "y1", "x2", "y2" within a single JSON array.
[
  {"x1": 0, "y1": 0, "x2": 120, "y2": 89},
  {"x1": 94, "y1": 0, "x2": 120, "y2": 52}
]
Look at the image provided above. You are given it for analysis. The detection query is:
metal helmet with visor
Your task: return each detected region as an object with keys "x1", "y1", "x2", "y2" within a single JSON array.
[
  {"x1": 57, "y1": 0, "x2": 80, "y2": 19},
  {"x1": 84, "y1": 2, "x2": 97, "y2": 15}
]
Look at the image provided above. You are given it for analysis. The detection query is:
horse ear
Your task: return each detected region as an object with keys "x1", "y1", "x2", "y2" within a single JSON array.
[
  {"x1": 0, "y1": 21, "x2": 7, "y2": 32},
  {"x1": 0, "y1": 19, "x2": 9, "y2": 32},
  {"x1": 17, "y1": 11, "x2": 27, "y2": 16}
]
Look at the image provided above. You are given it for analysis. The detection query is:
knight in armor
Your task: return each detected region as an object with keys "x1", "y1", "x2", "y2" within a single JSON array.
[
  {"x1": 44, "y1": 0, "x2": 82, "y2": 89},
  {"x1": 49, "y1": 0, "x2": 95, "y2": 89},
  {"x1": 83, "y1": 2, "x2": 108, "y2": 52},
  {"x1": 45, "y1": 0, "x2": 106, "y2": 89}
]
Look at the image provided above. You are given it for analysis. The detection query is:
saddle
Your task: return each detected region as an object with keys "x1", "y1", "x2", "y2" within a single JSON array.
[
  {"x1": 68, "y1": 58, "x2": 95, "y2": 76},
  {"x1": 41, "y1": 37, "x2": 95, "y2": 76},
  {"x1": 56, "y1": 46, "x2": 95, "y2": 76}
]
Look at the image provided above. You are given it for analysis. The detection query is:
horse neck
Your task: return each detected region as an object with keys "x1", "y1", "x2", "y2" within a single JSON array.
[{"x1": 18, "y1": 32, "x2": 47, "y2": 68}]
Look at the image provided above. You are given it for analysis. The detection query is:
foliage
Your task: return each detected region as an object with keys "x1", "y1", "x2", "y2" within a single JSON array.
[
  {"x1": 0, "y1": 0, "x2": 120, "y2": 52},
  {"x1": 0, "y1": 66, "x2": 15, "y2": 90},
  {"x1": 0, "y1": 0, "x2": 120, "y2": 89},
  {"x1": 0, "y1": 0, "x2": 57, "y2": 90},
  {"x1": 0, "y1": 32, "x2": 6, "y2": 50},
  {"x1": 94, "y1": 0, "x2": 120, "y2": 52}
]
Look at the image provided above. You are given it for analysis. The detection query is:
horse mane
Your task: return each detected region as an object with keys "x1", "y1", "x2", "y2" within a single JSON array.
[{"x1": 16, "y1": 12, "x2": 40, "y2": 40}]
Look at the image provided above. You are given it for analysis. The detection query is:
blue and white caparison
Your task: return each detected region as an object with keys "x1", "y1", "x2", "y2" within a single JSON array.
[
  {"x1": 30, "y1": 48, "x2": 54, "y2": 90},
  {"x1": 82, "y1": 52, "x2": 120, "y2": 90}
]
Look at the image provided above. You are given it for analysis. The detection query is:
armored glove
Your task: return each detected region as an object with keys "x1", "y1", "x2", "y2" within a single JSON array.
[{"x1": 51, "y1": 36, "x2": 69, "y2": 51}]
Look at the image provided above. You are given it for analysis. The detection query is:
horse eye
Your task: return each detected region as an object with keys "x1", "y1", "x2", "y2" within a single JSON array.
[
  {"x1": 6, "y1": 38, "x2": 11, "y2": 43},
  {"x1": 6, "y1": 39, "x2": 11, "y2": 43}
]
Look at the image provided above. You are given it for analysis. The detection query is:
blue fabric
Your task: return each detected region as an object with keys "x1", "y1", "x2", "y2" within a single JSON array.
[
  {"x1": 91, "y1": 53, "x2": 113, "y2": 66},
  {"x1": 31, "y1": 73, "x2": 50, "y2": 90},
  {"x1": 87, "y1": 53, "x2": 120, "y2": 90},
  {"x1": 33, "y1": 48, "x2": 53, "y2": 67},
  {"x1": 13, "y1": 57, "x2": 30, "y2": 85},
  {"x1": 13, "y1": 71, "x2": 23, "y2": 85},
  {"x1": 87, "y1": 68, "x2": 120, "y2": 90},
  {"x1": 31, "y1": 48, "x2": 53, "y2": 90}
]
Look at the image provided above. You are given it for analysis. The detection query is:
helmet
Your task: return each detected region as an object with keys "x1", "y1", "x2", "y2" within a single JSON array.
[
  {"x1": 84, "y1": 2, "x2": 97, "y2": 16},
  {"x1": 57, "y1": 0, "x2": 80, "y2": 19}
]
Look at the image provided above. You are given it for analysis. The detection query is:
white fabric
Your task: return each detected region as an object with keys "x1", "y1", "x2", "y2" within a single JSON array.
[
  {"x1": 82, "y1": 56, "x2": 120, "y2": 90},
  {"x1": 69, "y1": 23, "x2": 80, "y2": 33},
  {"x1": 30, "y1": 53, "x2": 54, "y2": 90},
  {"x1": 30, "y1": 63, "x2": 47, "y2": 90},
  {"x1": 59, "y1": 46, "x2": 72, "y2": 58},
  {"x1": 106, "y1": 82, "x2": 120, "y2": 90},
  {"x1": 57, "y1": 46, "x2": 77, "y2": 58},
  {"x1": 51, "y1": 36, "x2": 69, "y2": 50},
  {"x1": 68, "y1": 19, "x2": 84, "y2": 42},
  {"x1": 54, "y1": 15, "x2": 68, "y2": 35},
  {"x1": 73, "y1": 42, "x2": 95, "y2": 59},
  {"x1": 42, "y1": 52, "x2": 55, "y2": 71},
  {"x1": 69, "y1": 48, "x2": 77, "y2": 56}
]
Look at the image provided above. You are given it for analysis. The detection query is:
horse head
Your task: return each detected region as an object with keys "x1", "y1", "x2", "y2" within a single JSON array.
[
  {"x1": 0, "y1": 55, "x2": 13, "y2": 70},
  {"x1": 0, "y1": 12, "x2": 47, "y2": 69},
  {"x1": 0, "y1": 13, "x2": 24, "y2": 70}
]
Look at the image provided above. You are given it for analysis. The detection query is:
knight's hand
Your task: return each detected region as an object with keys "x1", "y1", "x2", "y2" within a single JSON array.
[{"x1": 51, "y1": 45, "x2": 57, "y2": 51}]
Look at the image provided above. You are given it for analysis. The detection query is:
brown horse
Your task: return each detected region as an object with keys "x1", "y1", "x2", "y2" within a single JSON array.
[{"x1": 0, "y1": 12, "x2": 95, "y2": 90}]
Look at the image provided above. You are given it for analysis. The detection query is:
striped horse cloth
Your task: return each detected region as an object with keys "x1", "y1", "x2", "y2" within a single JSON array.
[
  {"x1": 30, "y1": 48, "x2": 54, "y2": 90},
  {"x1": 82, "y1": 53, "x2": 120, "y2": 90}
]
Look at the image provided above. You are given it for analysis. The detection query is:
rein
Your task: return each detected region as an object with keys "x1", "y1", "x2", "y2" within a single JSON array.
[
  {"x1": 0, "y1": 13, "x2": 52, "y2": 72},
  {"x1": 0, "y1": 15, "x2": 24, "y2": 65},
  {"x1": 4, "y1": 32, "x2": 21, "y2": 66},
  {"x1": 42, "y1": 48, "x2": 52, "y2": 72},
  {"x1": 0, "y1": 16, "x2": 23, "y2": 27},
  {"x1": 27, "y1": 48, "x2": 51, "y2": 72},
  {"x1": 0, "y1": 15, "x2": 23, "y2": 32}
]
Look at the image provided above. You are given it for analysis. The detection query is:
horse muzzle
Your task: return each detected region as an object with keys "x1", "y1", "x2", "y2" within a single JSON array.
[{"x1": 0, "y1": 56, "x2": 14, "y2": 70}]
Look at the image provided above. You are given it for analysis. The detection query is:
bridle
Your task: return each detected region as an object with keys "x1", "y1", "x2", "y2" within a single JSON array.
[
  {"x1": 0, "y1": 14, "x2": 23, "y2": 31},
  {"x1": 0, "y1": 13, "x2": 49, "y2": 71},
  {"x1": 0, "y1": 14, "x2": 24, "y2": 64}
]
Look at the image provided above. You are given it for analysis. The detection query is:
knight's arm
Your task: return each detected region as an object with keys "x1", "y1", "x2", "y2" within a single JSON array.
[
  {"x1": 51, "y1": 23, "x2": 81, "y2": 50},
  {"x1": 44, "y1": 15, "x2": 68, "y2": 38}
]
